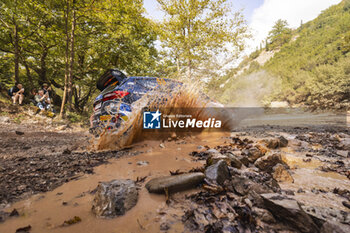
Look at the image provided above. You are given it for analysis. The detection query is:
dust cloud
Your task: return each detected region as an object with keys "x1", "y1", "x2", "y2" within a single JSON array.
[{"x1": 221, "y1": 70, "x2": 281, "y2": 107}]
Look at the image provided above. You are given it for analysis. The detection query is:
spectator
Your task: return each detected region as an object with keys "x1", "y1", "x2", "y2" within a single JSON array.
[
  {"x1": 42, "y1": 83, "x2": 52, "y2": 97},
  {"x1": 42, "y1": 83, "x2": 52, "y2": 103},
  {"x1": 29, "y1": 88, "x2": 38, "y2": 106},
  {"x1": 8, "y1": 83, "x2": 25, "y2": 105},
  {"x1": 35, "y1": 89, "x2": 52, "y2": 111}
]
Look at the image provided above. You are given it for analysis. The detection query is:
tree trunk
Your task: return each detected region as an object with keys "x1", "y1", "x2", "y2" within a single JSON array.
[
  {"x1": 23, "y1": 60, "x2": 34, "y2": 88},
  {"x1": 187, "y1": 18, "x2": 192, "y2": 80},
  {"x1": 39, "y1": 48, "x2": 48, "y2": 83},
  {"x1": 67, "y1": 0, "x2": 76, "y2": 111},
  {"x1": 59, "y1": 0, "x2": 70, "y2": 118},
  {"x1": 14, "y1": 22, "x2": 19, "y2": 83}
]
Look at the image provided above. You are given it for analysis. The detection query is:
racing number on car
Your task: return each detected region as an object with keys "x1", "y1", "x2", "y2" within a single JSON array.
[{"x1": 156, "y1": 78, "x2": 167, "y2": 86}]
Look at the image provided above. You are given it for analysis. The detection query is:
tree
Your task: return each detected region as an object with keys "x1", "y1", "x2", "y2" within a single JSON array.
[
  {"x1": 0, "y1": 0, "x2": 27, "y2": 84},
  {"x1": 1, "y1": 0, "x2": 158, "y2": 117},
  {"x1": 157, "y1": 0, "x2": 249, "y2": 80},
  {"x1": 60, "y1": 0, "x2": 72, "y2": 118},
  {"x1": 267, "y1": 19, "x2": 292, "y2": 48}
]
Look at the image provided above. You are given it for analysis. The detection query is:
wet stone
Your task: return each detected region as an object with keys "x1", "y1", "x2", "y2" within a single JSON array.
[
  {"x1": 252, "y1": 207, "x2": 275, "y2": 223},
  {"x1": 0, "y1": 211, "x2": 9, "y2": 222},
  {"x1": 297, "y1": 188, "x2": 305, "y2": 193},
  {"x1": 303, "y1": 206, "x2": 350, "y2": 229},
  {"x1": 244, "y1": 146, "x2": 264, "y2": 162},
  {"x1": 254, "y1": 153, "x2": 283, "y2": 172},
  {"x1": 261, "y1": 193, "x2": 319, "y2": 233},
  {"x1": 264, "y1": 136, "x2": 288, "y2": 149},
  {"x1": 204, "y1": 160, "x2": 230, "y2": 185},
  {"x1": 92, "y1": 179, "x2": 138, "y2": 218},
  {"x1": 272, "y1": 163, "x2": 294, "y2": 183},
  {"x1": 136, "y1": 161, "x2": 149, "y2": 166},
  {"x1": 206, "y1": 152, "x2": 242, "y2": 169},
  {"x1": 338, "y1": 138, "x2": 350, "y2": 151},
  {"x1": 239, "y1": 156, "x2": 250, "y2": 166},
  {"x1": 10, "y1": 208, "x2": 19, "y2": 217},
  {"x1": 15, "y1": 225, "x2": 31, "y2": 233},
  {"x1": 225, "y1": 153, "x2": 243, "y2": 169},
  {"x1": 336, "y1": 150, "x2": 349, "y2": 158},
  {"x1": 146, "y1": 172, "x2": 205, "y2": 194},
  {"x1": 160, "y1": 222, "x2": 171, "y2": 231},
  {"x1": 320, "y1": 220, "x2": 350, "y2": 233},
  {"x1": 206, "y1": 153, "x2": 230, "y2": 166},
  {"x1": 343, "y1": 201, "x2": 350, "y2": 209}
]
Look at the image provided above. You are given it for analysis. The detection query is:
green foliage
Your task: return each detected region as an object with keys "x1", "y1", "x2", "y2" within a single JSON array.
[
  {"x1": 263, "y1": 2, "x2": 350, "y2": 108},
  {"x1": 267, "y1": 19, "x2": 292, "y2": 50},
  {"x1": 249, "y1": 50, "x2": 260, "y2": 60},
  {"x1": 66, "y1": 111, "x2": 87, "y2": 123},
  {"x1": 0, "y1": 0, "x2": 158, "y2": 114},
  {"x1": 344, "y1": 0, "x2": 350, "y2": 11},
  {"x1": 209, "y1": 1, "x2": 350, "y2": 109},
  {"x1": 157, "y1": 0, "x2": 249, "y2": 79},
  {"x1": 247, "y1": 61, "x2": 260, "y2": 73}
]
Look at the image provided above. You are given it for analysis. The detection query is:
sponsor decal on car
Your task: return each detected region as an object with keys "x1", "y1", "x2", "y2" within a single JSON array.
[{"x1": 100, "y1": 115, "x2": 112, "y2": 121}]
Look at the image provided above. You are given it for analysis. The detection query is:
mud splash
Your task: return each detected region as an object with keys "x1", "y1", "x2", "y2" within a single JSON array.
[{"x1": 93, "y1": 82, "x2": 233, "y2": 151}]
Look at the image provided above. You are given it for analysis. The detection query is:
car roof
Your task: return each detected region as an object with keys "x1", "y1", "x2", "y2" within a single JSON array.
[
  {"x1": 128, "y1": 76, "x2": 160, "y2": 80},
  {"x1": 121, "y1": 76, "x2": 177, "y2": 84}
]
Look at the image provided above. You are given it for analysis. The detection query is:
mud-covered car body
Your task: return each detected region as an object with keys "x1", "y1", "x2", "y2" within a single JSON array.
[{"x1": 90, "y1": 69, "x2": 182, "y2": 136}]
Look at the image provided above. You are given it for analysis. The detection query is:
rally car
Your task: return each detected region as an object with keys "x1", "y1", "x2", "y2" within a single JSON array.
[{"x1": 89, "y1": 69, "x2": 182, "y2": 136}]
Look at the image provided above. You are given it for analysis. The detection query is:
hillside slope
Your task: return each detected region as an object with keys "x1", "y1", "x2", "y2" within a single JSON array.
[{"x1": 209, "y1": 0, "x2": 350, "y2": 108}]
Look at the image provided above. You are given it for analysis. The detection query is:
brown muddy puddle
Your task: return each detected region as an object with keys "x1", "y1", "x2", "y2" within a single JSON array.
[
  {"x1": 280, "y1": 145, "x2": 350, "y2": 212},
  {"x1": 0, "y1": 132, "x2": 230, "y2": 233}
]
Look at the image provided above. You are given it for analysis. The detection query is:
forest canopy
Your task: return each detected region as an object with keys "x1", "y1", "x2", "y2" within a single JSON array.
[{"x1": 0, "y1": 0, "x2": 248, "y2": 116}]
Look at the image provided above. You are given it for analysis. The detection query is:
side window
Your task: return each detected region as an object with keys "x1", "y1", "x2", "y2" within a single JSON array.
[
  {"x1": 135, "y1": 79, "x2": 158, "y2": 91},
  {"x1": 120, "y1": 82, "x2": 135, "y2": 93}
]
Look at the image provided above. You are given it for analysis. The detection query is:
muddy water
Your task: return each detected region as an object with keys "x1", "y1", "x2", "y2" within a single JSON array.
[
  {"x1": 0, "y1": 132, "x2": 229, "y2": 233},
  {"x1": 280, "y1": 144, "x2": 350, "y2": 212}
]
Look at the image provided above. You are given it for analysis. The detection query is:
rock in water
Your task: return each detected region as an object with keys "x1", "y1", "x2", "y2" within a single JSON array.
[
  {"x1": 254, "y1": 153, "x2": 283, "y2": 172},
  {"x1": 226, "y1": 153, "x2": 243, "y2": 169},
  {"x1": 272, "y1": 163, "x2": 294, "y2": 183},
  {"x1": 206, "y1": 152, "x2": 242, "y2": 169},
  {"x1": 205, "y1": 160, "x2": 230, "y2": 185},
  {"x1": 261, "y1": 193, "x2": 319, "y2": 233},
  {"x1": 244, "y1": 146, "x2": 264, "y2": 162},
  {"x1": 278, "y1": 136, "x2": 289, "y2": 147},
  {"x1": 206, "y1": 152, "x2": 230, "y2": 166},
  {"x1": 320, "y1": 220, "x2": 350, "y2": 233},
  {"x1": 264, "y1": 136, "x2": 288, "y2": 149},
  {"x1": 338, "y1": 138, "x2": 350, "y2": 151},
  {"x1": 92, "y1": 179, "x2": 138, "y2": 218},
  {"x1": 145, "y1": 172, "x2": 205, "y2": 194}
]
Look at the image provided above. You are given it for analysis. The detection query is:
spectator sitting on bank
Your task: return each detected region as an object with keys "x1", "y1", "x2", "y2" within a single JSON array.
[
  {"x1": 42, "y1": 83, "x2": 52, "y2": 97},
  {"x1": 8, "y1": 83, "x2": 25, "y2": 105},
  {"x1": 29, "y1": 88, "x2": 38, "y2": 106},
  {"x1": 35, "y1": 89, "x2": 52, "y2": 111}
]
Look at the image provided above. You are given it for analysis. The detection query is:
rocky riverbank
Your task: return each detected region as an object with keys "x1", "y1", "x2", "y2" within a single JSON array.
[{"x1": 0, "y1": 122, "x2": 349, "y2": 233}]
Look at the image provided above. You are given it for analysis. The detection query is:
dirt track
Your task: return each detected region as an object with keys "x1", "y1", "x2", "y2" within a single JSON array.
[
  {"x1": 0, "y1": 111, "x2": 350, "y2": 232},
  {"x1": 0, "y1": 121, "x2": 132, "y2": 205}
]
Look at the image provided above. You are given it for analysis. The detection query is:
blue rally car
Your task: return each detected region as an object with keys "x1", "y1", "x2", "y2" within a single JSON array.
[{"x1": 89, "y1": 69, "x2": 181, "y2": 136}]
